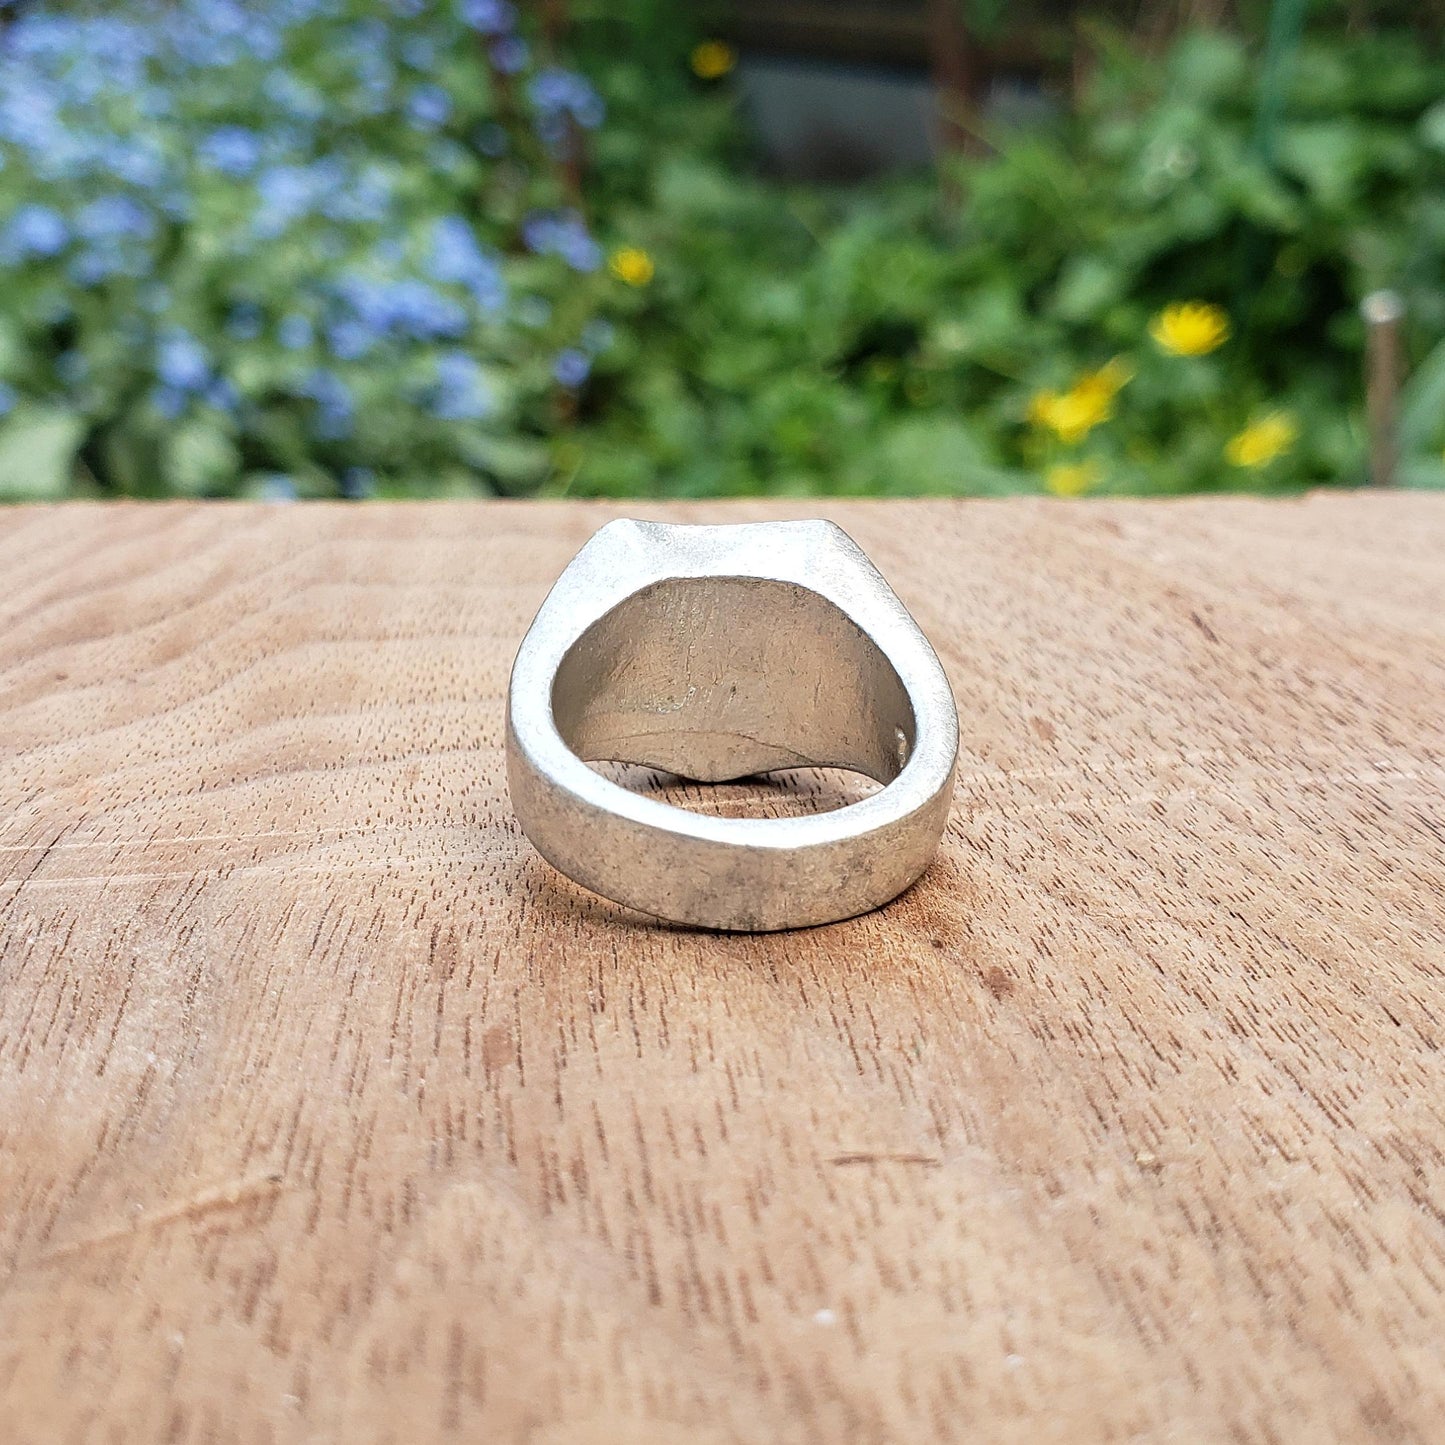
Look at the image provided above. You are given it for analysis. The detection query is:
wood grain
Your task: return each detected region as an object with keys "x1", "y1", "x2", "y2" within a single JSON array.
[{"x1": 2, "y1": 495, "x2": 1444, "y2": 1445}]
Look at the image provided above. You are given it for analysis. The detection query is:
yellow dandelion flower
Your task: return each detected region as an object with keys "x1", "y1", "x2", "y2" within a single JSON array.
[
  {"x1": 1027, "y1": 386, "x2": 1109, "y2": 443},
  {"x1": 1027, "y1": 358, "x2": 1132, "y2": 443},
  {"x1": 690, "y1": 40, "x2": 736, "y2": 80},
  {"x1": 1225, "y1": 412, "x2": 1298, "y2": 468},
  {"x1": 1026, "y1": 390, "x2": 1093, "y2": 444},
  {"x1": 608, "y1": 246, "x2": 655, "y2": 287},
  {"x1": 1149, "y1": 301, "x2": 1230, "y2": 357},
  {"x1": 1045, "y1": 460, "x2": 1103, "y2": 497}
]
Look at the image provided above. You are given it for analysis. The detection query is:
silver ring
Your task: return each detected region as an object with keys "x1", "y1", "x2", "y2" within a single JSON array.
[{"x1": 506, "y1": 520, "x2": 958, "y2": 931}]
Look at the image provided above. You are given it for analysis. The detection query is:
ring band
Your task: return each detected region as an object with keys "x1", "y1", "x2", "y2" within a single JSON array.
[{"x1": 506, "y1": 519, "x2": 959, "y2": 930}]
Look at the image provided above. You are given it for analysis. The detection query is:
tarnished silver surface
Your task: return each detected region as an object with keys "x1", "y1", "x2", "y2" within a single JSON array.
[{"x1": 506, "y1": 519, "x2": 959, "y2": 930}]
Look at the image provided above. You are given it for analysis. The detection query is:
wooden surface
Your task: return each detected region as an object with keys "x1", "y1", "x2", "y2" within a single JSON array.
[{"x1": 3, "y1": 495, "x2": 1445, "y2": 1445}]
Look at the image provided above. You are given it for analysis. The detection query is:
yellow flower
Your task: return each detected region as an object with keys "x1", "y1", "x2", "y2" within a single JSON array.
[
  {"x1": 1027, "y1": 389, "x2": 1104, "y2": 443},
  {"x1": 1225, "y1": 412, "x2": 1298, "y2": 468},
  {"x1": 690, "y1": 40, "x2": 736, "y2": 80},
  {"x1": 1149, "y1": 301, "x2": 1230, "y2": 357},
  {"x1": 1045, "y1": 460, "x2": 1103, "y2": 497},
  {"x1": 1027, "y1": 357, "x2": 1133, "y2": 443},
  {"x1": 608, "y1": 246, "x2": 654, "y2": 287}
]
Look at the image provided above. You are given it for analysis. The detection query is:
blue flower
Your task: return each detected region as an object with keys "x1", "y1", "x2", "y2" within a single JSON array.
[
  {"x1": 226, "y1": 303, "x2": 264, "y2": 341},
  {"x1": 67, "y1": 197, "x2": 153, "y2": 285},
  {"x1": 432, "y1": 350, "x2": 493, "y2": 421},
  {"x1": 520, "y1": 212, "x2": 557, "y2": 254},
  {"x1": 326, "y1": 318, "x2": 374, "y2": 361},
  {"x1": 0, "y1": 382, "x2": 17, "y2": 418},
  {"x1": 152, "y1": 385, "x2": 189, "y2": 420},
  {"x1": 528, "y1": 68, "x2": 605, "y2": 134},
  {"x1": 157, "y1": 330, "x2": 210, "y2": 392},
  {"x1": 257, "y1": 473, "x2": 298, "y2": 501},
  {"x1": 171, "y1": 0, "x2": 282, "y2": 68},
  {"x1": 254, "y1": 165, "x2": 315, "y2": 237},
  {"x1": 340, "y1": 466, "x2": 375, "y2": 499},
  {"x1": 491, "y1": 37, "x2": 529, "y2": 74},
  {"x1": 69, "y1": 251, "x2": 118, "y2": 285},
  {"x1": 279, "y1": 314, "x2": 314, "y2": 350},
  {"x1": 262, "y1": 70, "x2": 325, "y2": 123},
  {"x1": 76, "y1": 194, "x2": 154, "y2": 242},
  {"x1": 407, "y1": 84, "x2": 452, "y2": 131},
  {"x1": 520, "y1": 209, "x2": 601, "y2": 272},
  {"x1": 429, "y1": 216, "x2": 506, "y2": 310},
  {"x1": 99, "y1": 137, "x2": 167, "y2": 189},
  {"x1": 581, "y1": 318, "x2": 616, "y2": 354},
  {"x1": 401, "y1": 36, "x2": 436, "y2": 70},
  {"x1": 553, "y1": 348, "x2": 590, "y2": 388},
  {"x1": 300, "y1": 369, "x2": 354, "y2": 440},
  {"x1": 354, "y1": 52, "x2": 393, "y2": 111},
  {"x1": 333, "y1": 274, "x2": 467, "y2": 342},
  {"x1": 1, "y1": 204, "x2": 69, "y2": 261},
  {"x1": 462, "y1": 0, "x2": 516, "y2": 35},
  {"x1": 322, "y1": 164, "x2": 391, "y2": 224},
  {"x1": 206, "y1": 378, "x2": 241, "y2": 414},
  {"x1": 562, "y1": 233, "x2": 602, "y2": 272},
  {"x1": 198, "y1": 126, "x2": 262, "y2": 178}
]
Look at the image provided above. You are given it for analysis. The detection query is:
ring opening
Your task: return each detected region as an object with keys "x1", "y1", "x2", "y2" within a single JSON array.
[
  {"x1": 588, "y1": 762, "x2": 884, "y2": 819},
  {"x1": 551, "y1": 576, "x2": 915, "y2": 792}
]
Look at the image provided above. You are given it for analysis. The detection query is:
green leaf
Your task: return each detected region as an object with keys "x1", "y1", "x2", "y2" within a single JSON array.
[
  {"x1": 1421, "y1": 101, "x2": 1445, "y2": 154},
  {"x1": 98, "y1": 427, "x2": 164, "y2": 498},
  {"x1": 163, "y1": 419, "x2": 241, "y2": 497},
  {"x1": 0, "y1": 407, "x2": 86, "y2": 500},
  {"x1": 859, "y1": 417, "x2": 1023, "y2": 496},
  {"x1": 1400, "y1": 338, "x2": 1445, "y2": 457},
  {"x1": 1165, "y1": 31, "x2": 1248, "y2": 106},
  {"x1": 1276, "y1": 123, "x2": 1369, "y2": 211},
  {"x1": 1053, "y1": 255, "x2": 1124, "y2": 323},
  {"x1": 461, "y1": 434, "x2": 550, "y2": 493},
  {"x1": 1398, "y1": 457, "x2": 1445, "y2": 490}
]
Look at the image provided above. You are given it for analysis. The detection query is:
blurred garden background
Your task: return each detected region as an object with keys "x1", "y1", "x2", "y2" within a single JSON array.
[{"x1": 0, "y1": 0, "x2": 1442, "y2": 500}]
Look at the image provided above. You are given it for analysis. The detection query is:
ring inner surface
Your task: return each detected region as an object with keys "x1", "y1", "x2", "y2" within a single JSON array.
[{"x1": 550, "y1": 576, "x2": 915, "y2": 786}]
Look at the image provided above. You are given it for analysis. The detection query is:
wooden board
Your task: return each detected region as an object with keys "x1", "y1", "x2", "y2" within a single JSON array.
[{"x1": 2, "y1": 495, "x2": 1444, "y2": 1445}]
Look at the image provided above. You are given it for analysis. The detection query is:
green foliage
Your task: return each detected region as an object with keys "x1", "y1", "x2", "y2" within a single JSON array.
[
  {"x1": 561, "y1": 22, "x2": 1445, "y2": 498},
  {"x1": 1, "y1": 3, "x2": 1442, "y2": 499}
]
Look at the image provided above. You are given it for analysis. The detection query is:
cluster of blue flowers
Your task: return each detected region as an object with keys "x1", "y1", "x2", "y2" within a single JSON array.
[
  {"x1": 0, "y1": 205, "x2": 70, "y2": 263},
  {"x1": 528, "y1": 68, "x2": 606, "y2": 149},
  {"x1": 197, "y1": 126, "x2": 264, "y2": 179},
  {"x1": 521, "y1": 210, "x2": 603, "y2": 273},
  {"x1": 459, "y1": 0, "x2": 602, "y2": 147},
  {"x1": 153, "y1": 329, "x2": 239, "y2": 418},
  {"x1": 299, "y1": 369, "x2": 356, "y2": 440},
  {"x1": 432, "y1": 351, "x2": 495, "y2": 421},
  {"x1": 0, "y1": 0, "x2": 620, "y2": 495},
  {"x1": 429, "y1": 216, "x2": 507, "y2": 310},
  {"x1": 330, "y1": 275, "x2": 468, "y2": 355}
]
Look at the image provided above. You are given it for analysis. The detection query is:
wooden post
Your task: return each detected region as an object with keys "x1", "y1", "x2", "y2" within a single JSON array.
[
  {"x1": 1361, "y1": 289, "x2": 1404, "y2": 489},
  {"x1": 926, "y1": 0, "x2": 982, "y2": 157}
]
